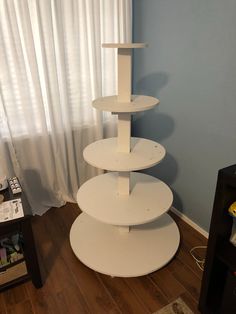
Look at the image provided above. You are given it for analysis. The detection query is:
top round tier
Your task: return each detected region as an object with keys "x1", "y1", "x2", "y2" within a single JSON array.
[
  {"x1": 102, "y1": 43, "x2": 147, "y2": 48},
  {"x1": 93, "y1": 95, "x2": 159, "y2": 113}
]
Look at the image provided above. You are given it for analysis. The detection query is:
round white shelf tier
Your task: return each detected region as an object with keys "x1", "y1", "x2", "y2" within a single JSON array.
[
  {"x1": 84, "y1": 137, "x2": 165, "y2": 171},
  {"x1": 77, "y1": 172, "x2": 173, "y2": 226},
  {"x1": 70, "y1": 213, "x2": 180, "y2": 277},
  {"x1": 92, "y1": 95, "x2": 159, "y2": 113}
]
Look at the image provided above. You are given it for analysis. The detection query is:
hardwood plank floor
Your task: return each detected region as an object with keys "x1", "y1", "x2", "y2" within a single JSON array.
[{"x1": 1, "y1": 203, "x2": 207, "y2": 314}]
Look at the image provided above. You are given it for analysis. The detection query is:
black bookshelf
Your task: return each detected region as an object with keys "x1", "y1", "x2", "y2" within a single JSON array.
[
  {"x1": 0, "y1": 183, "x2": 42, "y2": 291},
  {"x1": 199, "y1": 164, "x2": 236, "y2": 313}
]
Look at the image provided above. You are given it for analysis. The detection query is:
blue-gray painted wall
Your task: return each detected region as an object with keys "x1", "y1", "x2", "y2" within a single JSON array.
[{"x1": 132, "y1": 0, "x2": 236, "y2": 231}]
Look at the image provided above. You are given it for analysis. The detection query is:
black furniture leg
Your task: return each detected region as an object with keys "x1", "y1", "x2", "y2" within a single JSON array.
[{"x1": 21, "y1": 218, "x2": 43, "y2": 288}]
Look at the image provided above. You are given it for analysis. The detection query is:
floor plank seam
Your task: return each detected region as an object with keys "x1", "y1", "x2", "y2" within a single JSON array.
[{"x1": 95, "y1": 273, "x2": 123, "y2": 314}]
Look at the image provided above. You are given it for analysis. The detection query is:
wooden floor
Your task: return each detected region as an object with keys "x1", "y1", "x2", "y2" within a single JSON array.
[{"x1": 0, "y1": 203, "x2": 207, "y2": 314}]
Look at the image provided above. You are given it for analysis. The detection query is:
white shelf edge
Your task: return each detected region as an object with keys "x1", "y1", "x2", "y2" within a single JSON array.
[
  {"x1": 92, "y1": 95, "x2": 159, "y2": 113},
  {"x1": 102, "y1": 43, "x2": 147, "y2": 48}
]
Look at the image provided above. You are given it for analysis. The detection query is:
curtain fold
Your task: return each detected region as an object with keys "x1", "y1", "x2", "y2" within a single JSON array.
[{"x1": 0, "y1": 0, "x2": 132, "y2": 215}]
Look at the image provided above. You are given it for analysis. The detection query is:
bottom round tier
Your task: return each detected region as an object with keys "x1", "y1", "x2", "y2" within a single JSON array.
[{"x1": 70, "y1": 213, "x2": 180, "y2": 277}]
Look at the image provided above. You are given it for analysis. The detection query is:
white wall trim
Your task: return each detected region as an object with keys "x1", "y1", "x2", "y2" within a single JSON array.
[{"x1": 170, "y1": 207, "x2": 209, "y2": 239}]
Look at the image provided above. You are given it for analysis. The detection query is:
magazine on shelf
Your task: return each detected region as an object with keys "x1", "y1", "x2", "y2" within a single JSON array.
[{"x1": 0, "y1": 199, "x2": 24, "y2": 222}]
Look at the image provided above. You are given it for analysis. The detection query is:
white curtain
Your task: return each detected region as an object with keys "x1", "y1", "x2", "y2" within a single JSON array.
[{"x1": 0, "y1": 0, "x2": 132, "y2": 215}]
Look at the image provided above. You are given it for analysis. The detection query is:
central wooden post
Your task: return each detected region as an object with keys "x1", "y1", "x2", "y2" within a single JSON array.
[
  {"x1": 117, "y1": 48, "x2": 132, "y2": 197},
  {"x1": 118, "y1": 48, "x2": 131, "y2": 102}
]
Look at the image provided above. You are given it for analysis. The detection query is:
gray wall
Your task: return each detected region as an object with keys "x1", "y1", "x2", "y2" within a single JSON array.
[{"x1": 132, "y1": 0, "x2": 236, "y2": 231}]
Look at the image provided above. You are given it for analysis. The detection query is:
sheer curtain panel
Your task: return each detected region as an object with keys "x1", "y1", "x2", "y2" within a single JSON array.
[{"x1": 0, "y1": 0, "x2": 132, "y2": 214}]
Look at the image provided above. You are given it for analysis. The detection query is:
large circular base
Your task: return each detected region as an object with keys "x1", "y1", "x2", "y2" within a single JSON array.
[{"x1": 70, "y1": 213, "x2": 180, "y2": 277}]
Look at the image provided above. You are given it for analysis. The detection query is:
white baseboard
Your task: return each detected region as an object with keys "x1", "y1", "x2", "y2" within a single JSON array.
[{"x1": 170, "y1": 207, "x2": 209, "y2": 239}]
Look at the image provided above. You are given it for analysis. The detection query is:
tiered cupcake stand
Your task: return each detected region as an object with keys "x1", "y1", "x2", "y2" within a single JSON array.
[{"x1": 70, "y1": 43, "x2": 180, "y2": 277}]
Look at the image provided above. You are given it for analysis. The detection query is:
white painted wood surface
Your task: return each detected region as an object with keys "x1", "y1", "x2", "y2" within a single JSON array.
[
  {"x1": 118, "y1": 226, "x2": 130, "y2": 233},
  {"x1": 77, "y1": 172, "x2": 173, "y2": 226},
  {"x1": 118, "y1": 48, "x2": 131, "y2": 102},
  {"x1": 102, "y1": 43, "x2": 147, "y2": 48},
  {"x1": 93, "y1": 95, "x2": 159, "y2": 113},
  {"x1": 83, "y1": 137, "x2": 165, "y2": 171},
  {"x1": 118, "y1": 172, "x2": 130, "y2": 196},
  {"x1": 70, "y1": 42, "x2": 180, "y2": 277},
  {"x1": 117, "y1": 113, "x2": 131, "y2": 153},
  {"x1": 70, "y1": 213, "x2": 180, "y2": 277}
]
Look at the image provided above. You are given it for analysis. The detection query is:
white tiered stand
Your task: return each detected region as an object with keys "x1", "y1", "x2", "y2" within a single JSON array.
[{"x1": 70, "y1": 43, "x2": 180, "y2": 277}]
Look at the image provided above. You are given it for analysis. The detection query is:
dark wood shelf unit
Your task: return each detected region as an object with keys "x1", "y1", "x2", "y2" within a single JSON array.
[
  {"x1": 217, "y1": 237, "x2": 236, "y2": 271},
  {"x1": 0, "y1": 257, "x2": 25, "y2": 272},
  {"x1": 199, "y1": 164, "x2": 236, "y2": 314},
  {"x1": 0, "y1": 273, "x2": 30, "y2": 291},
  {"x1": 0, "y1": 183, "x2": 42, "y2": 291}
]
